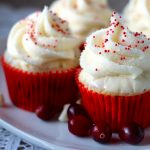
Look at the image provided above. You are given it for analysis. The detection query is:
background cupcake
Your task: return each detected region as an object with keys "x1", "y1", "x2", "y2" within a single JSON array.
[
  {"x1": 77, "y1": 12, "x2": 150, "y2": 131},
  {"x1": 2, "y1": 6, "x2": 80, "y2": 113},
  {"x1": 123, "y1": 0, "x2": 150, "y2": 37},
  {"x1": 50, "y1": 0, "x2": 112, "y2": 41}
]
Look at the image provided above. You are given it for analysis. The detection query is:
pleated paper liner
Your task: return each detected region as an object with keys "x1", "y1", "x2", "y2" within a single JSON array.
[
  {"x1": 2, "y1": 57, "x2": 79, "y2": 113},
  {"x1": 76, "y1": 69, "x2": 150, "y2": 132}
]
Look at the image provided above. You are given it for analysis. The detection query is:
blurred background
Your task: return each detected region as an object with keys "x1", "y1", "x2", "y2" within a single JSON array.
[{"x1": 0, "y1": 0, "x2": 129, "y2": 38}]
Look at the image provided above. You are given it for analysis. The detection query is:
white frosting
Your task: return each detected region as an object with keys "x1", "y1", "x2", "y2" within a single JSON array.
[
  {"x1": 50, "y1": 0, "x2": 112, "y2": 39},
  {"x1": 124, "y1": 0, "x2": 150, "y2": 37},
  {"x1": 5, "y1": 6, "x2": 80, "y2": 72},
  {"x1": 79, "y1": 12, "x2": 150, "y2": 95}
]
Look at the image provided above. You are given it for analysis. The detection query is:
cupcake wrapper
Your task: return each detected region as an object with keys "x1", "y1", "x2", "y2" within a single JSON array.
[
  {"x1": 2, "y1": 57, "x2": 79, "y2": 112},
  {"x1": 76, "y1": 70, "x2": 150, "y2": 131}
]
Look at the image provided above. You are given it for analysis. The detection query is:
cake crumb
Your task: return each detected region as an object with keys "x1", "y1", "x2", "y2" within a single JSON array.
[
  {"x1": 76, "y1": 99, "x2": 81, "y2": 104},
  {"x1": 0, "y1": 93, "x2": 4, "y2": 107},
  {"x1": 58, "y1": 104, "x2": 70, "y2": 122},
  {"x1": 58, "y1": 99, "x2": 81, "y2": 122}
]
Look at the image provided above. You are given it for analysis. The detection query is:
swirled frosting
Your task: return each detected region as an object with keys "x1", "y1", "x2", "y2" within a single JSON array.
[
  {"x1": 79, "y1": 12, "x2": 150, "y2": 95},
  {"x1": 50, "y1": 0, "x2": 112, "y2": 39},
  {"x1": 124, "y1": 0, "x2": 150, "y2": 37},
  {"x1": 5, "y1": 6, "x2": 80, "y2": 72}
]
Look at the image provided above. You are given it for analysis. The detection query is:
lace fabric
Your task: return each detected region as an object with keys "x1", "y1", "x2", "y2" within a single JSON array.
[{"x1": 0, "y1": 127, "x2": 46, "y2": 150}]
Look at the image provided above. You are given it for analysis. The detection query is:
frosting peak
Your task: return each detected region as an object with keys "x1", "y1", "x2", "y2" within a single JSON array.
[
  {"x1": 62, "y1": 0, "x2": 107, "y2": 10},
  {"x1": 124, "y1": 0, "x2": 150, "y2": 37},
  {"x1": 80, "y1": 12, "x2": 150, "y2": 95},
  {"x1": 5, "y1": 6, "x2": 80, "y2": 72},
  {"x1": 36, "y1": 7, "x2": 70, "y2": 37},
  {"x1": 50, "y1": 0, "x2": 112, "y2": 38}
]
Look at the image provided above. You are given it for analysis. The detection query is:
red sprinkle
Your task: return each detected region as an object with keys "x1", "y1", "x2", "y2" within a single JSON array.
[
  {"x1": 120, "y1": 56, "x2": 126, "y2": 60},
  {"x1": 134, "y1": 32, "x2": 141, "y2": 37},
  {"x1": 104, "y1": 39, "x2": 108, "y2": 43},
  {"x1": 122, "y1": 39, "x2": 125, "y2": 42},
  {"x1": 121, "y1": 26, "x2": 125, "y2": 30}
]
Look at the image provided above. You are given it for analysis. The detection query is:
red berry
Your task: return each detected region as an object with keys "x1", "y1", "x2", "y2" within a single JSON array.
[
  {"x1": 36, "y1": 105, "x2": 55, "y2": 121},
  {"x1": 119, "y1": 122, "x2": 144, "y2": 145},
  {"x1": 68, "y1": 115, "x2": 92, "y2": 137},
  {"x1": 91, "y1": 124, "x2": 112, "y2": 144},
  {"x1": 79, "y1": 42, "x2": 85, "y2": 52},
  {"x1": 67, "y1": 103, "x2": 89, "y2": 120}
]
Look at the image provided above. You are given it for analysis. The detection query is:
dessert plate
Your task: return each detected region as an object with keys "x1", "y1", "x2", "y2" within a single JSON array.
[{"x1": 0, "y1": 38, "x2": 150, "y2": 150}]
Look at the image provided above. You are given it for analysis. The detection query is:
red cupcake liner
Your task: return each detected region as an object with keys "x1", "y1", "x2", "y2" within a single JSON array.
[
  {"x1": 76, "y1": 69, "x2": 150, "y2": 132},
  {"x1": 2, "y1": 57, "x2": 79, "y2": 112}
]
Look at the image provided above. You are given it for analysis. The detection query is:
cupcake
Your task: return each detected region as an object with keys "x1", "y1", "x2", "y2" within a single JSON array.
[
  {"x1": 50, "y1": 0, "x2": 112, "y2": 41},
  {"x1": 123, "y1": 0, "x2": 150, "y2": 37},
  {"x1": 77, "y1": 12, "x2": 150, "y2": 131},
  {"x1": 2, "y1": 6, "x2": 80, "y2": 113}
]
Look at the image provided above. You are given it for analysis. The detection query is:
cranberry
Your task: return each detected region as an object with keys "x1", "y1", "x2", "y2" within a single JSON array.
[
  {"x1": 119, "y1": 122, "x2": 144, "y2": 145},
  {"x1": 68, "y1": 115, "x2": 92, "y2": 137},
  {"x1": 91, "y1": 124, "x2": 112, "y2": 144},
  {"x1": 36, "y1": 105, "x2": 55, "y2": 121},
  {"x1": 79, "y1": 42, "x2": 85, "y2": 52},
  {"x1": 67, "y1": 103, "x2": 89, "y2": 119}
]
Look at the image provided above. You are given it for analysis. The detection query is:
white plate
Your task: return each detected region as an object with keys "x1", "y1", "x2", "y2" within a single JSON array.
[{"x1": 0, "y1": 38, "x2": 150, "y2": 150}]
